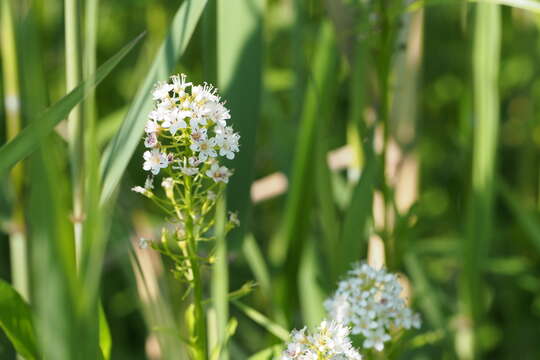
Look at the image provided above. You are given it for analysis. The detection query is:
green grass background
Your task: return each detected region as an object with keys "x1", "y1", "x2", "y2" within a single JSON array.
[{"x1": 1, "y1": 0, "x2": 540, "y2": 359}]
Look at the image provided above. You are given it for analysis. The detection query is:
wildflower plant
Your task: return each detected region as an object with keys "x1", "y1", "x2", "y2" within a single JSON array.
[
  {"x1": 324, "y1": 263, "x2": 421, "y2": 353},
  {"x1": 132, "y1": 74, "x2": 240, "y2": 359},
  {"x1": 282, "y1": 320, "x2": 363, "y2": 360}
]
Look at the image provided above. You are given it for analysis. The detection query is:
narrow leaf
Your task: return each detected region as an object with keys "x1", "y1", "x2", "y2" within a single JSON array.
[
  {"x1": 0, "y1": 33, "x2": 143, "y2": 176},
  {"x1": 231, "y1": 301, "x2": 289, "y2": 341},
  {"x1": 0, "y1": 279, "x2": 40, "y2": 359}
]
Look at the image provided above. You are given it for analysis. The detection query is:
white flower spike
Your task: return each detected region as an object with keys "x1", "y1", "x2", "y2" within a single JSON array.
[{"x1": 324, "y1": 263, "x2": 421, "y2": 352}]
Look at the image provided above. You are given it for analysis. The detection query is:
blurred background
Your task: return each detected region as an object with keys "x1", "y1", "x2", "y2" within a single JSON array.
[{"x1": 1, "y1": 0, "x2": 540, "y2": 359}]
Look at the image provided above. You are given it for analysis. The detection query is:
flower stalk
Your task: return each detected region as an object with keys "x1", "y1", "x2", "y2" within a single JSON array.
[{"x1": 133, "y1": 74, "x2": 240, "y2": 358}]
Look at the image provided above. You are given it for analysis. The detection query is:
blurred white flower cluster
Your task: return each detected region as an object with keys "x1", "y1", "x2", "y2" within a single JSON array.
[
  {"x1": 324, "y1": 263, "x2": 421, "y2": 352},
  {"x1": 140, "y1": 74, "x2": 239, "y2": 183},
  {"x1": 282, "y1": 320, "x2": 362, "y2": 360}
]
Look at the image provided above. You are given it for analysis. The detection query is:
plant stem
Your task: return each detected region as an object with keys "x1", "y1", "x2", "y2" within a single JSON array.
[
  {"x1": 377, "y1": 0, "x2": 394, "y2": 269},
  {"x1": 184, "y1": 176, "x2": 208, "y2": 359},
  {"x1": 2, "y1": 0, "x2": 30, "y2": 303},
  {"x1": 65, "y1": 0, "x2": 84, "y2": 266}
]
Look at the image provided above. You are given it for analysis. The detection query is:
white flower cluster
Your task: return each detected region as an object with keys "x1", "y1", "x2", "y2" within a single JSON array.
[
  {"x1": 282, "y1": 320, "x2": 362, "y2": 360},
  {"x1": 324, "y1": 263, "x2": 421, "y2": 352},
  {"x1": 140, "y1": 74, "x2": 239, "y2": 183}
]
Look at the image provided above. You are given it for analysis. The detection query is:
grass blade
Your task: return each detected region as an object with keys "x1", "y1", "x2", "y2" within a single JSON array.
[
  {"x1": 217, "y1": 0, "x2": 264, "y2": 248},
  {"x1": 231, "y1": 301, "x2": 289, "y2": 342},
  {"x1": 100, "y1": 0, "x2": 208, "y2": 204},
  {"x1": 212, "y1": 196, "x2": 229, "y2": 359},
  {"x1": 0, "y1": 33, "x2": 143, "y2": 177},
  {"x1": 338, "y1": 152, "x2": 376, "y2": 277},
  {"x1": 268, "y1": 21, "x2": 338, "y2": 266},
  {"x1": 0, "y1": 279, "x2": 40, "y2": 359},
  {"x1": 460, "y1": 2, "x2": 501, "y2": 358},
  {"x1": 242, "y1": 234, "x2": 271, "y2": 298}
]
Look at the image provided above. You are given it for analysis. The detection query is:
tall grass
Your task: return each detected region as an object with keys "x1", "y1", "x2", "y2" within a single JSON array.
[{"x1": 2, "y1": 0, "x2": 540, "y2": 359}]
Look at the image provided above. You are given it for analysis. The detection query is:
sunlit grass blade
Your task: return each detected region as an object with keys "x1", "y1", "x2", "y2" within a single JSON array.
[
  {"x1": 100, "y1": 0, "x2": 208, "y2": 204},
  {"x1": 217, "y1": 0, "x2": 264, "y2": 247},
  {"x1": 231, "y1": 301, "x2": 289, "y2": 342},
  {"x1": 247, "y1": 345, "x2": 282, "y2": 360},
  {"x1": 28, "y1": 139, "x2": 78, "y2": 360},
  {"x1": 212, "y1": 196, "x2": 229, "y2": 359},
  {"x1": 2, "y1": 0, "x2": 30, "y2": 310},
  {"x1": 460, "y1": 2, "x2": 501, "y2": 358},
  {"x1": 0, "y1": 33, "x2": 143, "y2": 177},
  {"x1": 242, "y1": 234, "x2": 271, "y2": 298},
  {"x1": 298, "y1": 240, "x2": 326, "y2": 328},
  {"x1": 0, "y1": 279, "x2": 40, "y2": 359}
]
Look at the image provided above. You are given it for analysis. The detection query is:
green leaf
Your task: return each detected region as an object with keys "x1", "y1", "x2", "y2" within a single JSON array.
[
  {"x1": 242, "y1": 234, "x2": 271, "y2": 298},
  {"x1": 0, "y1": 33, "x2": 143, "y2": 177},
  {"x1": 0, "y1": 279, "x2": 40, "y2": 359},
  {"x1": 338, "y1": 152, "x2": 376, "y2": 277},
  {"x1": 99, "y1": 305, "x2": 112, "y2": 360},
  {"x1": 217, "y1": 0, "x2": 265, "y2": 248},
  {"x1": 231, "y1": 301, "x2": 289, "y2": 342},
  {"x1": 247, "y1": 345, "x2": 282, "y2": 360},
  {"x1": 211, "y1": 196, "x2": 229, "y2": 359},
  {"x1": 461, "y1": 3, "x2": 501, "y2": 358},
  {"x1": 100, "y1": 0, "x2": 208, "y2": 204}
]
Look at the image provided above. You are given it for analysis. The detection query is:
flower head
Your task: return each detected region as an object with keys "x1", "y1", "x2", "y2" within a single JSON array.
[
  {"x1": 134, "y1": 74, "x2": 239, "y2": 187},
  {"x1": 324, "y1": 263, "x2": 421, "y2": 352},
  {"x1": 282, "y1": 320, "x2": 362, "y2": 360},
  {"x1": 143, "y1": 149, "x2": 169, "y2": 175}
]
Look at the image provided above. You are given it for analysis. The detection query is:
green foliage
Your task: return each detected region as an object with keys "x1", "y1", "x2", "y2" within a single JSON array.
[
  {"x1": 0, "y1": 280, "x2": 39, "y2": 360},
  {"x1": 2, "y1": 0, "x2": 540, "y2": 358},
  {"x1": 0, "y1": 34, "x2": 143, "y2": 177}
]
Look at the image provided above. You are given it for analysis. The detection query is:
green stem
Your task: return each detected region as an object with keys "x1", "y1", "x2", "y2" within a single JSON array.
[
  {"x1": 65, "y1": 0, "x2": 84, "y2": 267},
  {"x1": 2, "y1": 0, "x2": 30, "y2": 303},
  {"x1": 184, "y1": 176, "x2": 208, "y2": 359},
  {"x1": 377, "y1": 0, "x2": 394, "y2": 269}
]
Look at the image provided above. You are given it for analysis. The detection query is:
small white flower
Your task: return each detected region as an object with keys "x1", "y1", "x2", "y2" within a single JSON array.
[
  {"x1": 180, "y1": 166, "x2": 199, "y2": 176},
  {"x1": 205, "y1": 163, "x2": 231, "y2": 183},
  {"x1": 204, "y1": 101, "x2": 231, "y2": 126},
  {"x1": 161, "y1": 177, "x2": 174, "y2": 191},
  {"x1": 144, "y1": 133, "x2": 158, "y2": 148},
  {"x1": 192, "y1": 83, "x2": 219, "y2": 103},
  {"x1": 363, "y1": 329, "x2": 390, "y2": 352},
  {"x1": 131, "y1": 186, "x2": 145, "y2": 194},
  {"x1": 216, "y1": 132, "x2": 240, "y2": 160},
  {"x1": 190, "y1": 127, "x2": 208, "y2": 143},
  {"x1": 170, "y1": 73, "x2": 192, "y2": 96},
  {"x1": 190, "y1": 137, "x2": 217, "y2": 161},
  {"x1": 138, "y1": 237, "x2": 150, "y2": 249},
  {"x1": 152, "y1": 81, "x2": 173, "y2": 101},
  {"x1": 162, "y1": 109, "x2": 190, "y2": 135},
  {"x1": 145, "y1": 119, "x2": 160, "y2": 134},
  {"x1": 143, "y1": 149, "x2": 169, "y2": 175},
  {"x1": 144, "y1": 176, "x2": 154, "y2": 189},
  {"x1": 188, "y1": 156, "x2": 202, "y2": 167},
  {"x1": 228, "y1": 212, "x2": 240, "y2": 226}
]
